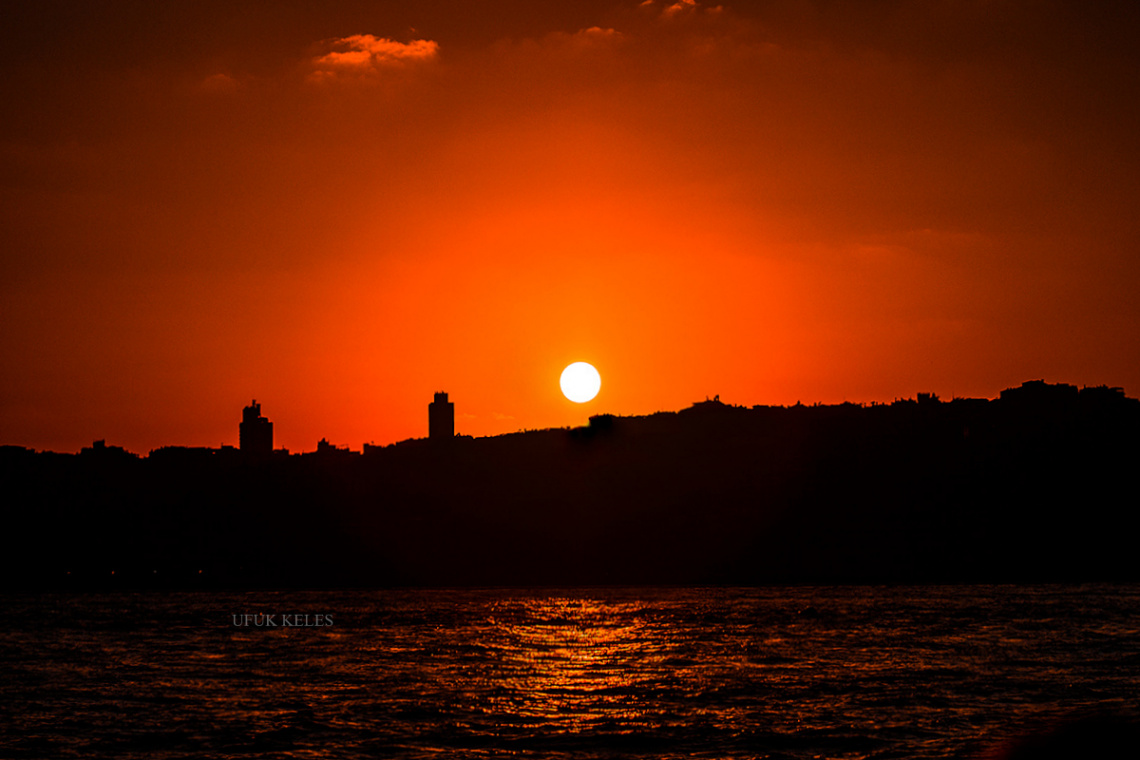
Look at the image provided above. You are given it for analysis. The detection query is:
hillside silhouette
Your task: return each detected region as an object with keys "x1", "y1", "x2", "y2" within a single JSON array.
[{"x1": 2, "y1": 381, "x2": 1137, "y2": 588}]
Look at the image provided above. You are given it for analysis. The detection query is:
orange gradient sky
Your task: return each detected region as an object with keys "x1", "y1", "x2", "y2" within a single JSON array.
[{"x1": 2, "y1": 0, "x2": 1139, "y2": 453}]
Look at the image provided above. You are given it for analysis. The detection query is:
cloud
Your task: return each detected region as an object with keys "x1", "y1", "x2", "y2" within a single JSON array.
[
  {"x1": 574, "y1": 26, "x2": 621, "y2": 43},
  {"x1": 198, "y1": 73, "x2": 240, "y2": 95},
  {"x1": 653, "y1": 0, "x2": 723, "y2": 20},
  {"x1": 663, "y1": 0, "x2": 699, "y2": 18},
  {"x1": 542, "y1": 26, "x2": 623, "y2": 53},
  {"x1": 309, "y1": 35, "x2": 439, "y2": 82}
]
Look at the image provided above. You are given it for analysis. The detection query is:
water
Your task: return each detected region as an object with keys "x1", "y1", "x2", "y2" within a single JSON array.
[{"x1": 2, "y1": 585, "x2": 1139, "y2": 759}]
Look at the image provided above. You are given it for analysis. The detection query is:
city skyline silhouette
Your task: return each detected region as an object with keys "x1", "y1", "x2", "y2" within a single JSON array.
[
  {"x1": 4, "y1": 378, "x2": 1137, "y2": 589},
  {"x1": 5, "y1": 378, "x2": 1133, "y2": 457}
]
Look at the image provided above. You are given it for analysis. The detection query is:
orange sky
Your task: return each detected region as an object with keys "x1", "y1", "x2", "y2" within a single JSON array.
[{"x1": 2, "y1": 0, "x2": 1139, "y2": 453}]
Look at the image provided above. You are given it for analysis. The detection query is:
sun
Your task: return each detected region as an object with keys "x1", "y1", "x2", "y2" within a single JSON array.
[{"x1": 560, "y1": 362, "x2": 601, "y2": 403}]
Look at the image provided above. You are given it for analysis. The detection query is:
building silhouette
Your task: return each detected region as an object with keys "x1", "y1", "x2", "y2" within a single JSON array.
[
  {"x1": 79, "y1": 439, "x2": 137, "y2": 460},
  {"x1": 429, "y1": 392, "x2": 454, "y2": 441},
  {"x1": 239, "y1": 400, "x2": 273, "y2": 455},
  {"x1": 1000, "y1": 379, "x2": 1078, "y2": 406}
]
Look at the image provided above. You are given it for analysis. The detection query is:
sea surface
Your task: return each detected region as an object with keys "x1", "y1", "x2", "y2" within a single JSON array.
[{"x1": 2, "y1": 585, "x2": 1139, "y2": 759}]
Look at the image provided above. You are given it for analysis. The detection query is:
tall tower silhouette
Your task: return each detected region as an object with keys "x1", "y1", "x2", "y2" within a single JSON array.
[
  {"x1": 240, "y1": 400, "x2": 273, "y2": 455},
  {"x1": 429, "y1": 392, "x2": 454, "y2": 441}
]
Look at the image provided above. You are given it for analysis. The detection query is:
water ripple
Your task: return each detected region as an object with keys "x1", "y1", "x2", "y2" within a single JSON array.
[{"x1": 2, "y1": 585, "x2": 1139, "y2": 758}]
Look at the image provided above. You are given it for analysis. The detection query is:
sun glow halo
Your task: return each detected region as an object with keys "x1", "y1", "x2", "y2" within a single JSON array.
[{"x1": 560, "y1": 362, "x2": 601, "y2": 403}]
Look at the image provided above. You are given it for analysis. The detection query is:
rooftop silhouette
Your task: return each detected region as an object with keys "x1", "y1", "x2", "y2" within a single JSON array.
[
  {"x1": 429, "y1": 391, "x2": 455, "y2": 442},
  {"x1": 239, "y1": 400, "x2": 273, "y2": 456}
]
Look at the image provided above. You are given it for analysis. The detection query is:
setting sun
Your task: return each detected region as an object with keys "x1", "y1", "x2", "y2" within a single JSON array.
[{"x1": 560, "y1": 362, "x2": 602, "y2": 403}]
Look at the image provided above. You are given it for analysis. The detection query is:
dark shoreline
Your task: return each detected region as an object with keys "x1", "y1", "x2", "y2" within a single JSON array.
[{"x1": 4, "y1": 381, "x2": 1138, "y2": 590}]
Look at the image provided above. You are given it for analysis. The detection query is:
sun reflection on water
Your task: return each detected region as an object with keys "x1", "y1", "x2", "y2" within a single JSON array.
[
  {"x1": 493, "y1": 598, "x2": 654, "y2": 731},
  {"x1": 3, "y1": 587, "x2": 1139, "y2": 759}
]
